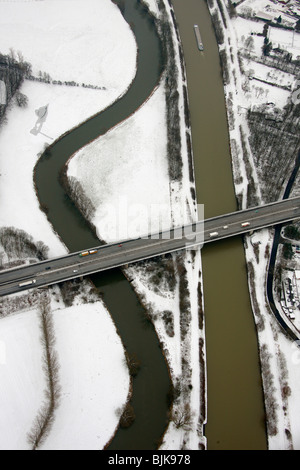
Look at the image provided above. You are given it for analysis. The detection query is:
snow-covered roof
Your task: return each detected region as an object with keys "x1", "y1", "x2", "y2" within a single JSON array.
[{"x1": 255, "y1": 11, "x2": 274, "y2": 21}]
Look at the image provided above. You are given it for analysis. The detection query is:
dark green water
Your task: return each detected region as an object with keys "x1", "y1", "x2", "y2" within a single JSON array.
[
  {"x1": 35, "y1": 1, "x2": 170, "y2": 450},
  {"x1": 34, "y1": 0, "x2": 267, "y2": 451}
]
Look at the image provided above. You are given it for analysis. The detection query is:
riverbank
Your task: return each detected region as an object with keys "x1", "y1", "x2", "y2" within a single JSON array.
[
  {"x1": 206, "y1": 0, "x2": 300, "y2": 449},
  {"x1": 171, "y1": 0, "x2": 267, "y2": 450},
  {"x1": 0, "y1": 0, "x2": 138, "y2": 450},
  {"x1": 67, "y1": 0, "x2": 207, "y2": 449},
  {"x1": 0, "y1": 0, "x2": 206, "y2": 450}
]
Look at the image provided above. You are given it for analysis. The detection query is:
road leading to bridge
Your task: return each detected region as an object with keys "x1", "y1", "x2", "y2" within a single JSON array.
[{"x1": 0, "y1": 196, "x2": 299, "y2": 297}]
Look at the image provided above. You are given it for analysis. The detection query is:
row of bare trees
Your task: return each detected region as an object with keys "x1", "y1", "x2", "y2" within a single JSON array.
[
  {"x1": 0, "y1": 51, "x2": 31, "y2": 123},
  {"x1": 27, "y1": 296, "x2": 61, "y2": 449}
]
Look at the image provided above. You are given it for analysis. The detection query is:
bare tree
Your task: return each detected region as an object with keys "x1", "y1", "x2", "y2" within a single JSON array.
[{"x1": 27, "y1": 296, "x2": 61, "y2": 449}]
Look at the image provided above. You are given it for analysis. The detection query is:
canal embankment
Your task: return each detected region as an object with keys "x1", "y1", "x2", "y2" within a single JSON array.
[{"x1": 172, "y1": 0, "x2": 267, "y2": 450}]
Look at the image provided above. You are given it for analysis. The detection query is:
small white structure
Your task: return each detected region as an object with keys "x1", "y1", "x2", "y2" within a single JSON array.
[
  {"x1": 0, "y1": 80, "x2": 6, "y2": 105},
  {"x1": 255, "y1": 11, "x2": 274, "y2": 22}
]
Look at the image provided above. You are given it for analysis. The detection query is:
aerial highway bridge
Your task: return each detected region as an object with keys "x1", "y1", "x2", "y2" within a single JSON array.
[{"x1": 0, "y1": 196, "x2": 300, "y2": 297}]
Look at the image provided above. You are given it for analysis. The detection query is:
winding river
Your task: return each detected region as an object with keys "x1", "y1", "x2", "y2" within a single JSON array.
[
  {"x1": 35, "y1": 0, "x2": 171, "y2": 451},
  {"x1": 34, "y1": 0, "x2": 268, "y2": 451}
]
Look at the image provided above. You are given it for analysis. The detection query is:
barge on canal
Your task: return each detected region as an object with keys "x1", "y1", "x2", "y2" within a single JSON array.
[{"x1": 194, "y1": 24, "x2": 204, "y2": 51}]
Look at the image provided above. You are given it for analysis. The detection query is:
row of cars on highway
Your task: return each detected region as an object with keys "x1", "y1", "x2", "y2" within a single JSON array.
[
  {"x1": 18, "y1": 249, "x2": 101, "y2": 288},
  {"x1": 209, "y1": 222, "x2": 250, "y2": 239},
  {"x1": 18, "y1": 224, "x2": 253, "y2": 288}
]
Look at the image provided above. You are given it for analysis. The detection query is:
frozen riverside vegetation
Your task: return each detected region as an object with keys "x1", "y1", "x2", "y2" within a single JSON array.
[{"x1": 0, "y1": 0, "x2": 137, "y2": 450}]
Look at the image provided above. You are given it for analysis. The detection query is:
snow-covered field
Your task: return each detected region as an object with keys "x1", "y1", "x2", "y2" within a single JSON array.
[
  {"x1": 0, "y1": 0, "x2": 136, "y2": 90},
  {"x1": 0, "y1": 0, "x2": 137, "y2": 257},
  {"x1": 67, "y1": 84, "x2": 171, "y2": 242},
  {"x1": 67, "y1": 0, "x2": 206, "y2": 450},
  {"x1": 0, "y1": 308, "x2": 45, "y2": 450},
  {"x1": 3, "y1": 0, "x2": 300, "y2": 452},
  {"x1": 0, "y1": 0, "x2": 137, "y2": 450},
  {"x1": 40, "y1": 301, "x2": 130, "y2": 451},
  {"x1": 269, "y1": 26, "x2": 300, "y2": 56},
  {"x1": 0, "y1": 0, "x2": 205, "y2": 451}
]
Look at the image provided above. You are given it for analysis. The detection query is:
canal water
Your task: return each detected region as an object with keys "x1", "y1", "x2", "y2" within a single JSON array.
[
  {"x1": 34, "y1": 0, "x2": 267, "y2": 450},
  {"x1": 172, "y1": 0, "x2": 267, "y2": 449}
]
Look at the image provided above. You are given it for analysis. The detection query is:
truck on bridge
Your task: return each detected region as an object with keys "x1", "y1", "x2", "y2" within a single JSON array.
[{"x1": 19, "y1": 279, "x2": 36, "y2": 288}]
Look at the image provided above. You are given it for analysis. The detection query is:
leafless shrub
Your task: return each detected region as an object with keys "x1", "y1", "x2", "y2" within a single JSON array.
[
  {"x1": 176, "y1": 257, "x2": 191, "y2": 341},
  {"x1": 59, "y1": 279, "x2": 81, "y2": 307},
  {"x1": 0, "y1": 227, "x2": 49, "y2": 261},
  {"x1": 246, "y1": 261, "x2": 265, "y2": 332},
  {"x1": 260, "y1": 344, "x2": 279, "y2": 437},
  {"x1": 172, "y1": 403, "x2": 193, "y2": 430},
  {"x1": 119, "y1": 402, "x2": 136, "y2": 429},
  {"x1": 162, "y1": 310, "x2": 175, "y2": 337},
  {"x1": 136, "y1": 254, "x2": 177, "y2": 293},
  {"x1": 126, "y1": 352, "x2": 141, "y2": 377},
  {"x1": 211, "y1": 11, "x2": 225, "y2": 45},
  {"x1": 15, "y1": 91, "x2": 28, "y2": 108},
  {"x1": 27, "y1": 297, "x2": 61, "y2": 449},
  {"x1": 248, "y1": 102, "x2": 300, "y2": 203},
  {"x1": 67, "y1": 176, "x2": 96, "y2": 221},
  {"x1": 0, "y1": 290, "x2": 41, "y2": 318},
  {"x1": 157, "y1": 0, "x2": 183, "y2": 182}
]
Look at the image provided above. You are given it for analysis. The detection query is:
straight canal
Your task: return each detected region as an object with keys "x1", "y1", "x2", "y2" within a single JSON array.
[
  {"x1": 35, "y1": 0, "x2": 171, "y2": 450},
  {"x1": 172, "y1": 0, "x2": 267, "y2": 450},
  {"x1": 34, "y1": 0, "x2": 267, "y2": 450}
]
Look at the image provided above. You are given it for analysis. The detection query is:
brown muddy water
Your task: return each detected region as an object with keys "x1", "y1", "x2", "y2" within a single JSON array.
[
  {"x1": 34, "y1": 0, "x2": 267, "y2": 450},
  {"x1": 172, "y1": 0, "x2": 267, "y2": 450}
]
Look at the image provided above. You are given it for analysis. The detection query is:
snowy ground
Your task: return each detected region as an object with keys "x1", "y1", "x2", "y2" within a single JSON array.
[
  {"x1": 0, "y1": 0, "x2": 137, "y2": 257},
  {"x1": 67, "y1": 84, "x2": 171, "y2": 243},
  {"x1": 0, "y1": 0, "x2": 136, "y2": 91},
  {"x1": 239, "y1": 0, "x2": 300, "y2": 29},
  {"x1": 0, "y1": 0, "x2": 137, "y2": 451},
  {"x1": 0, "y1": 307, "x2": 45, "y2": 450},
  {"x1": 40, "y1": 299, "x2": 130, "y2": 451},
  {"x1": 0, "y1": 0, "x2": 205, "y2": 451},
  {"x1": 207, "y1": 0, "x2": 300, "y2": 450},
  {"x1": 269, "y1": 26, "x2": 300, "y2": 56},
  {"x1": 67, "y1": 0, "x2": 206, "y2": 450}
]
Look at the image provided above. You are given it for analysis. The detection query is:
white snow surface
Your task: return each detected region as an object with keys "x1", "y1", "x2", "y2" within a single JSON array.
[
  {"x1": 67, "y1": 0, "x2": 206, "y2": 450},
  {"x1": 0, "y1": 0, "x2": 136, "y2": 451},
  {"x1": 0, "y1": 309, "x2": 45, "y2": 450},
  {"x1": 0, "y1": 0, "x2": 205, "y2": 451},
  {"x1": 40, "y1": 302, "x2": 130, "y2": 451},
  {"x1": 0, "y1": 0, "x2": 137, "y2": 90},
  {"x1": 0, "y1": 0, "x2": 137, "y2": 258},
  {"x1": 68, "y1": 83, "x2": 171, "y2": 242}
]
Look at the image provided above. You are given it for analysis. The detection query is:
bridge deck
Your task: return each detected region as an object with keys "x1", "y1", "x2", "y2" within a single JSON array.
[{"x1": 0, "y1": 197, "x2": 299, "y2": 297}]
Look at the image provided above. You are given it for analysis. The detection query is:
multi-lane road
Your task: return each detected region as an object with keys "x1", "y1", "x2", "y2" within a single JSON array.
[{"x1": 0, "y1": 196, "x2": 299, "y2": 297}]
